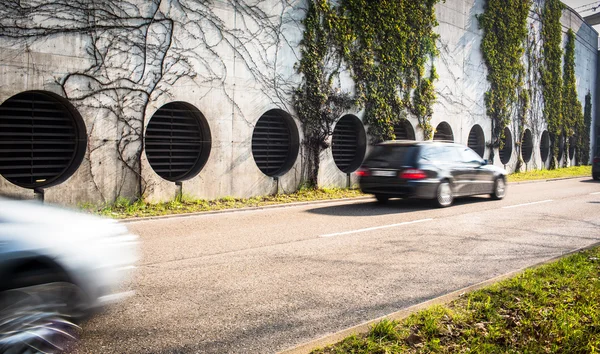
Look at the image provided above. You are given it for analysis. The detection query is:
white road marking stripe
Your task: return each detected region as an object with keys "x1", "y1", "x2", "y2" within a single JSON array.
[
  {"x1": 320, "y1": 218, "x2": 433, "y2": 238},
  {"x1": 502, "y1": 199, "x2": 553, "y2": 209},
  {"x1": 590, "y1": 192, "x2": 600, "y2": 195}
]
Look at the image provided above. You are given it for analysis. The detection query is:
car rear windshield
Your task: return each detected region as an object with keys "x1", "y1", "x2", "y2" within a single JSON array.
[{"x1": 364, "y1": 145, "x2": 418, "y2": 167}]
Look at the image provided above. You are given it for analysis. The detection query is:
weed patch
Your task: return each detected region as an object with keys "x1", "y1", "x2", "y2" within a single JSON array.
[{"x1": 83, "y1": 188, "x2": 364, "y2": 219}]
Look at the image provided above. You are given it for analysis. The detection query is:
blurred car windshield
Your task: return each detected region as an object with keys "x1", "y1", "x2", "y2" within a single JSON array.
[
  {"x1": 418, "y1": 145, "x2": 460, "y2": 163},
  {"x1": 365, "y1": 145, "x2": 418, "y2": 166}
]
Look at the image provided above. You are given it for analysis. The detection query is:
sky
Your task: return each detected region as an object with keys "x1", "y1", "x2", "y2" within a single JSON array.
[{"x1": 563, "y1": 0, "x2": 600, "y2": 32}]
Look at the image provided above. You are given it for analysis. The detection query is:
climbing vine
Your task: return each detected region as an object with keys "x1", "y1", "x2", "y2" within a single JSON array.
[
  {"x1": 338, "y1": 0, "x2": 440, "y2": 142},
  {"x1": 526, "y1": 1, "x2": 546, "y2": 170},
  {"x1": 0, "y1": 0, "x2": 298, "y2": 202},
  {"x1": 294, "y1": 0, "x2": 354, "y2": 187},
  {"x1": 540, "y1": 0, "x2": 564, "y2": 169},
  {"x1": 294, "y1": 0, "x2": 441, "y2": 185},
  {"x1": 562, "y1": 29, "x2": 584, "y2": 167},
  {"x1": 478, "y1": 0, "x2": 531, "y2": 165}
]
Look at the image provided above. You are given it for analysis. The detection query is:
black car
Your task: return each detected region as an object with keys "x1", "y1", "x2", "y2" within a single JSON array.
[{"x1": 358, "y1": 141, "x2": 507, "y2": 207}]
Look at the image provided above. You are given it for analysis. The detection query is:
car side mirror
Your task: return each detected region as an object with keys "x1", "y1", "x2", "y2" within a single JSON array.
[{"x1": 482, "y1": 159, "x2": 488, "y2": 165}]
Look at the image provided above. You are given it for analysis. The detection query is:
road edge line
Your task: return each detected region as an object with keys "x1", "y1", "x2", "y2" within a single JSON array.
[{"x1": 278, "y1": 241, "x2": 600, "y2": 354}]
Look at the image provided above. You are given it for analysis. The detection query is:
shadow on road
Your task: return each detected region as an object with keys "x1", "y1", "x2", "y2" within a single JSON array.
[
  {"x1": 305, "y1": 196, "x2": 490, "y2": 217},
  {"x1": 579, "y1": 178, "x2": 598, "y2": 184}
]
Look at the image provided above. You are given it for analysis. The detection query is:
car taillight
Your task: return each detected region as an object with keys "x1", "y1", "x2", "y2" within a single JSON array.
[
  {"x1": 400, "y1": 169, "x2": 427, "y2": 180},
  {"x1": 594, "y1": 157, "x2": 600, "y2": 163},
  {"x1": 356, "y1": 168, "x2": 370, "y2": 177}
]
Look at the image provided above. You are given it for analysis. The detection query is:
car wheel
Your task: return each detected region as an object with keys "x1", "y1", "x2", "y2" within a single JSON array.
[
  {"x1": 0, "y1": 282, "x2": 83, "y2": 354},
  {"x1": 435, "y1": 181, "x2": 453, "y2": 207},
  {"x1": 594, "y1": 174, "x2": 600, "y2": 181},
  {"x1": 491, "y1": 177, "x2": 506, "y2": 200},
  {"x1": 375, "y1": 195, "x2": 389, "y2": 204}
]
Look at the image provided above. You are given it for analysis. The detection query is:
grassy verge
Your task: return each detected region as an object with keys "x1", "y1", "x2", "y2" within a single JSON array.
[
  {"x1": 86, "y1": 165, "x2": 592, "y2": 219},
  {"x1": 507, "y1": 165, "x2": 591, "y2": 183},
  {"x1": 83, "y1": 187, "x2": 363, "y2": 219},
  {"x1": 313, "y1": 247, "x2": 600, "y2": 353}
]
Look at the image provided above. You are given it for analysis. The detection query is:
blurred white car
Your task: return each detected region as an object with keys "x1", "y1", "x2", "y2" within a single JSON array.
[{"x1": 0, "y1": 197, "x2": 138, "y2": 353}]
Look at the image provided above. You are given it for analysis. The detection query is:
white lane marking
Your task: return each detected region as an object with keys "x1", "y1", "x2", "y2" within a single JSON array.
[
  {"x1": 590, "y1": 192, "x2": 600, "y2": 195},
  {"x1": 320, "y1": 218, "x2": 433, "y2": 238},
  {"x1": 502, "y1": 199, "x2": 553, "y2": 209}
]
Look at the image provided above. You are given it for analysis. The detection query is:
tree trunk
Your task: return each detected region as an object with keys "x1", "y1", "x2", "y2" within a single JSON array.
[
  {"x1": 303, "y1": 138, "x2": 321, "y2": 188},
  {"x1": 549, "y1": 137, "x2": 559, "y2": 170}
]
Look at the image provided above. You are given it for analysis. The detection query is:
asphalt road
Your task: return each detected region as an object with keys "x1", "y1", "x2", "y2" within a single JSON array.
[{"x1": 75, "y1": 178, "x2": 600, "y2": 354}]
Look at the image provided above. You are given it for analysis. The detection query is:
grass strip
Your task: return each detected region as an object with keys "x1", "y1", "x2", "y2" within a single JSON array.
[
  {"x1": 507, "y1": 165, "x2": 591, "y2": 182},
  {"x1": 82, "y1": 188, "x2": 364, "y2": 219},
  {"x1": 86, "y1": 165, "x2": 592, "y2": 219},
  {"x1": 313, "y1": 247, "x2": 600, "y2": 353}
]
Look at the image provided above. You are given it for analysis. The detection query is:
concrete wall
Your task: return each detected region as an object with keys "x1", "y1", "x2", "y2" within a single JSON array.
[{"x1": 0, "y1": 0, "x2": 597, "y2": 205}]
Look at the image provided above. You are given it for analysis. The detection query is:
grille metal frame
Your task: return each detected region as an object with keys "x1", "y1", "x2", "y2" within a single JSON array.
[
  {"x1": 433, "y1": 122, "x2": 454, "y2": 142},
  {"x1": 467, "y1": 124, "x2": 485, "y2": 158},
  {"x1": 144, "y1": 102, "x2": 211, "y2": 182},
  {"x1": 332, "y1": 115, "x2": 366, "y2": 173},
  {"x1": 251, "y1": 109, "x2": 299, "y2": 177},
  {"x1": 393, "y1": 120, "x2": 415, "y2": 140},
  {"x1": 0, "y1": 91, "x2": 86, "y2": 189},
  {"x1": 522, "y1": 129, "x2": 533, "y2": 163},
  {"x1": 499, "y1": 127, "x2": 513, "y2": 165}
]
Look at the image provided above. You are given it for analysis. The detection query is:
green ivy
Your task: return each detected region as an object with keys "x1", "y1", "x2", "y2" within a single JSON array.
[
  {"x1": 294, "y1": 0, "x2": 441, "y2": 185},
  {"x1": 478, "y1": 0, "x2": 531, "y2": 165},
  {"x1": 295, "y1": 0, "x2": 441, "y2": 144},
  {"x1": 540, "y1": 0, "x2": 564, "y2": 169},
  {"x1": 562, "y1": 29, "x2": 584, "y2": 167},
  {"x1": 338, "y1": 0, "x2": 441, "y2": 141}
]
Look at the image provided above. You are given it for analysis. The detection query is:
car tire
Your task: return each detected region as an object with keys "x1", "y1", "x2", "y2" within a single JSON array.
[
  {"x1": 491, "y1": 177, "x2": 506, "y2": 200},
  {"x1": 0, "y1": 281, "x2": 83, "y2": 353},
  {"x1": 593, "y1": 174, "x2": 599, "y2": 181},
  {"x1": 375, "y1": 195, "x2": 389, "y2": 204},
  {"x1": 435, "y1": 181, "x2": 453, "y2": 208}
]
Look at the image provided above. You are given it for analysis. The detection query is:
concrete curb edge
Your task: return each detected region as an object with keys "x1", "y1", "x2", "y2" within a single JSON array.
[{"x1": 278, "y1": 241, "x2": 600, "y2": 354}]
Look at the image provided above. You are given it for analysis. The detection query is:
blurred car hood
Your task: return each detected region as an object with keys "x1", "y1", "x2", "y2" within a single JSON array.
[{"x1": 0, "y1": 198, "x2": 128, "y2": 239}]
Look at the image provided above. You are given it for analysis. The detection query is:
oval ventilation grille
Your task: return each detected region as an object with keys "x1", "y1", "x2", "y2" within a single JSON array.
[
  {"x1": 557, "y1": 134, "x2": 565, "y2": 161},
  {"x1": 468, "y1": 125, "x2": 485, "y2": 158},
  {"x1": 540, "y1": 131, "x2": 550, "y2": 162},
  {"x1": 499, "y1": 127, "x2": 513, "y2": 165},
  {"x1": 568, "y1": 136, "x2": 575, "y2": 160},
  {"x1": 332, "y1": 115, "x2": 365, "y2": 173},
  {"x1": 252, "y1": 111, "x2": 295, "y2": 177},
  {"x1": 393, "y1": 120, "x2": 415, "y2": 140},
  {"x1": 145, "y1": 103, "x2": 207, "y2": 182},
  {"x1": 522, "y1": 129, "x2": 533, "y2": 163},
  {"x1": 0, "y1": 91, "x2": 84, "y2": 188},
  {"x1": 434, "y1": 122, "x2": 454, "y2": 142}
]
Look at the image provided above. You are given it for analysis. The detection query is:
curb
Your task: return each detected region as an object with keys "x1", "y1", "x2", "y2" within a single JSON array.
[
  {"x1": 119, "y1": 196, "x2": 373, "y2": 223},
  {"x1": 117, "y1": 175, "x2": 591, "y2": 223},
  {"x1": 278, "y1": 241, "x2": 600, "y2": 354}
]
